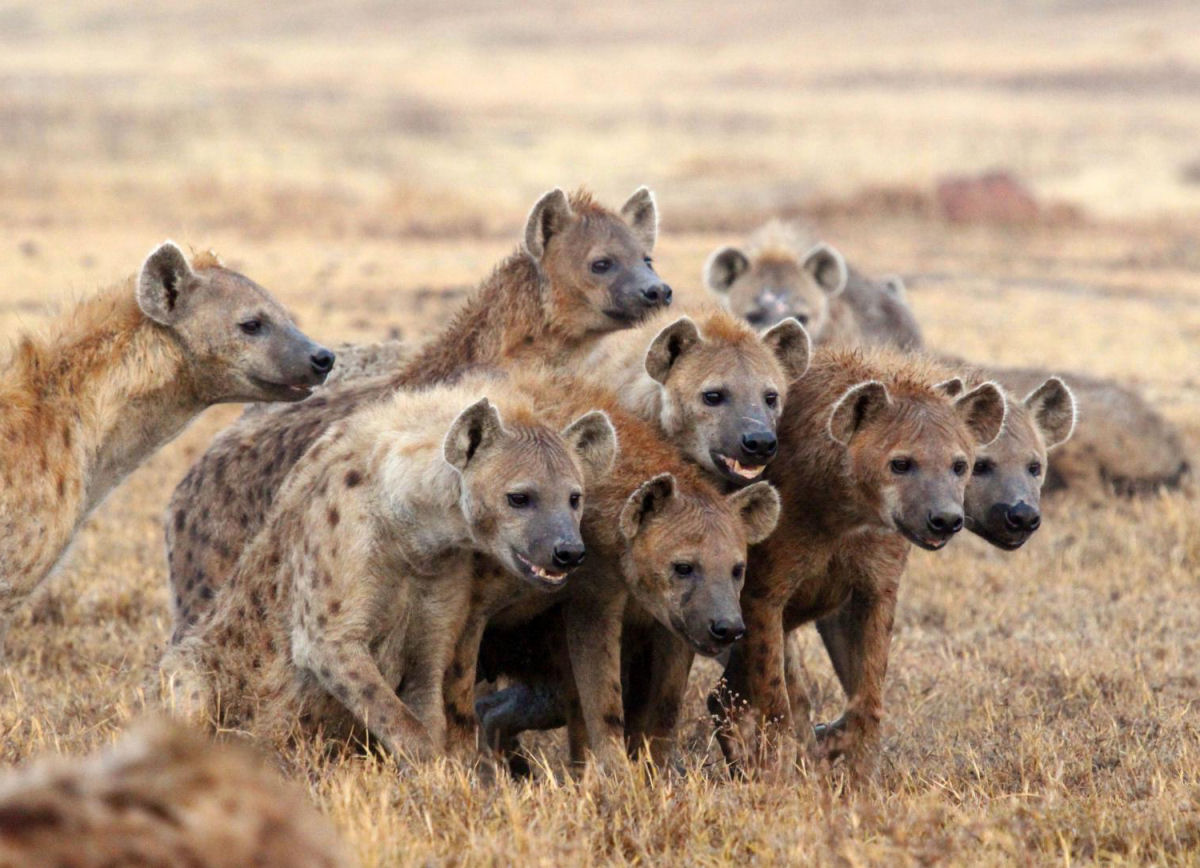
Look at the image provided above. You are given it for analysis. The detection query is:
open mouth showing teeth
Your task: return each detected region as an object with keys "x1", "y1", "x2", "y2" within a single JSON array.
[
  {"x1": 894, "y1": 519, "x2": 953, "y2": 552},
  {"x1": 715, "y1": 453, "x2": 765, "y2": 480},
  {"x1": 515, "y1": 552, "x2": 568, "y2": 587}
]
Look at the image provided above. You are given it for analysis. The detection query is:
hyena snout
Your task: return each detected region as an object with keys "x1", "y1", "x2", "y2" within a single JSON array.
[
  {"x1": 708, "y1": 615, "x2": 746, "y2": 646},
  {"x1": 1004, "y1": 502, "x2": 1041, "y2": 532},
  {"x1": 310, "y1": 347, "x2": 335, "y2": 377},
  {"x1": 639, "y1": 282, "x2": 672, "y2": 306},
  {"x1": 926, "y1": 507, "x2": 964, "y2": 538},
  {"x1": 740, "y1": 430, "x2": 778, "y2": 461},
  {"x1": 551, "y1": 539, "x2": 587, "y2": 569}
]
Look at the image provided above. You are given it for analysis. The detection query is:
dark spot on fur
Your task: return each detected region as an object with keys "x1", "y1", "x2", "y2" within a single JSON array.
[
  {"x1": 603, "y1": 713, "x2": 624, "y2": 730},
  {"x1": 345, "y1": 470, "x2": 362, "y2": 487},
  {"x1": 328, "y1": 507, "x2": 339, "y2": 527}
]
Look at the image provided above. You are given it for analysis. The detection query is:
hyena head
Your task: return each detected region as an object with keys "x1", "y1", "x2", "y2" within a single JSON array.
[
  {"x1": 524, "y1": 187, "x2": 671, "y2": 337},
  {"x1": 962, "y1": 377, "x2": 1075, "y2": 550},
  {"x1": 704, "y1": 239, "x2": 848, "y2": 336},
  {"x1": 445, "y1": 398, "x2": 617, "y2": 590},
  {"x1": 136, "y1": 241, "x2": 335, "y2": 403},
  {"x1": 645, "y1": 312, "x2": 810, "y2": 486},
  {"x1": 828, "y1": 377, "x2": 1006, "y2": 550},
  {"x1": 617, "y1": 475, "x2": 779, "y2": 656}
]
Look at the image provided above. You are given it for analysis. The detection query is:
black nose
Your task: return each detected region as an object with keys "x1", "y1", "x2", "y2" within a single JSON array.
[
  {"x1": 927, "y1": 509, "x2": 964, "y2": 536},
  {"x1": 1004, "y1": 502, "x2": 1041, "y2": 532},
  {"x1": 310, "y1": 348, "x2": 335, "y2": 375},
  {"x1": 552, "y1": 541, "x2": 586, "y2": 569},
  {"x1": 740, "y1": 430, "x2": 778, "y2": 459},
  {"x1": 709, "y1": 618, "x2": 746, "y2": 645},
  {"x1": 641, "y1": 283, "x2": 672, "y2": 306}
]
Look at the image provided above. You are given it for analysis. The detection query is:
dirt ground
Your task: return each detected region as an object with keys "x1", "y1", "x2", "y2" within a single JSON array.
[{"x1": 1, "y1": 2, "x2": 1198, "y2": 864}]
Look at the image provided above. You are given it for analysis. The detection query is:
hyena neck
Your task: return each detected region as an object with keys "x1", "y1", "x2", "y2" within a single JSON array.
[
  {"x1": 45, "y1": 286, "x2": 201, "y2": 512},
  {"x1": 393, "y1": 251, "x2": 552, "y2": 387}
]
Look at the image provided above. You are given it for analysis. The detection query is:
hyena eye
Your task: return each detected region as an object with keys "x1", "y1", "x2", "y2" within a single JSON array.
[
  {"x1": 732, "y1": 563, "x2": 745, "y2": 580},
  {"x1": 239, "y1": 319, "x2": 263, "y2": 335},
  {"x1": 1028, "y1": 462, "x2": 1042, "y2": 477},
  {"x1": 506, "y1": 492, "x2": 531, "y2": 508},
  {"x1": 590, "y1": 258, "x2": 613, "y2": 275},
  {"x1": 889, "y1": 457, "x2": 912, "y2": 474},
  {"x1": 672, "y1": 562, "x2": 694, "y2": 577},
  {"x1": 796, "y1": 314, "x2": 810, "y2": 326},
  {"x1": 764, "y1": 391, "x2": 779, "y2": 409},
  {"x1": 702, "y1": 391, "x2": 725, "y2": 407},
  {"x1": 643, "y1": 256, "x2": 654, "y2": 269},
  {"x1": 569, "y1": 493, "x2": 581, "y2": 510},
  {"x1": 952, "y1": 459, "x2": 969, "y2": 477},
  {"x1": 973, "y1": 459, "x2": 993, "y2": 475}
]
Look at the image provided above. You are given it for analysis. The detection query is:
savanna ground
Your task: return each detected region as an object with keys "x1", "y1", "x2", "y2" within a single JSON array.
[{"x1": 1, "y1": 1, "x2": 1199, "y2": 864}]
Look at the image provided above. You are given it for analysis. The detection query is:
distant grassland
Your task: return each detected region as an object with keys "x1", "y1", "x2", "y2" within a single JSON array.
[{"x1": 1, "y1": 2, "x2": 1198, "y2": 864}]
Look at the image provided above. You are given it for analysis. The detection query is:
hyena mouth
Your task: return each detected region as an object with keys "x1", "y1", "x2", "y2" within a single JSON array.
[
  {"x1": 248, "y1": 376, "x2": 314, "y2": 401},
  {"x1": 893, "y1": 517, "x2": 953, "y2": 552},
  {"x1": 713, "y1": 452, "x2": 766, "y2": 481},
  {"x1": 514, "y1": 551, "x2": 568, "y2": 588}
]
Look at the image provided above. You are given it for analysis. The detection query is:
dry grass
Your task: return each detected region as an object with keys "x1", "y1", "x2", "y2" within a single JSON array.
[{"x1": 1, "y1": 2, "x2": 1199, "y2": 865}]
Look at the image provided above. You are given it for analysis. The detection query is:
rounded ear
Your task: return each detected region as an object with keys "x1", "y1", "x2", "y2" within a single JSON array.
[
  {"x1": 828, "y1": 381, "x2": 890, "y2": 447},
  {"x1": 727, "y1": 481, "x2": 781, "y2": 545},
  {"x1": 618, "y1": 473, "x2": 676, "y2": 542},
  {"x1": 523, "y1": 188, "x2": 573, "y2": 261},
  {"x1": 620, "y1": 186, "x2": 658, "y2": 251},
  {"x1": 934, "y1": 377, "x2": 965, "y2": 398},
  {"x1": 881, "y1": 275, "x2": 907, "y2": 300},
  {"x1": 802, "y1": 242, "x2": 848, "y2": 296},
  {"x1": 703, "y1": 246, "x2": 751, "y2": 292},
  {"x1": 955, "y1": 382, "x2": 1007, "y2": 446},
  {"x1": 137, "y1": 241, "x2": 195, "y2": 325},
  {"x1": 761, "y1": 317, "x2": 811, "y2": 382},
  {"x1": 1024, "y1": 376, "x2": 1076, "y2": 449},
  {"x1": 644, "y1": 316, "x2": 702, "y2": 384},
  {"x1": 560, "y1": 410, "x2": 618, "y2": 483},
  {"x1": 443, "y1": 397, "x2": 505, "y2": 472}
]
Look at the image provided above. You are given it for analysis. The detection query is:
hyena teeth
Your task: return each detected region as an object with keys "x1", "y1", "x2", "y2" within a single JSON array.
[{"x1": 722, "y1": 455, "x2": 764, "y2": 479}]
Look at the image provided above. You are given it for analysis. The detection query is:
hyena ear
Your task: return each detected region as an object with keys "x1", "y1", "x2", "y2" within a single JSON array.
[
  {"x1": 444, "y1": 397, "x2": 505, "y2": 472},
  {"x1": 881, "y1": 275, "x2": 907, "y2": 300},
  {"x1": 137, "y1": 241, "x2": 195, "y2": 325},
  {"x1": 523, "y1": 188, "x2": 574, "y2": 261},
  {"x1": 618, "y1": 473, "x2": 676, "y2": 541},
  {"x1": 828, "y1": 381, "x2": 890, "y2": 446},
  {"x1": 561, "y1": 411, "x2": 618, "y2": 483},
  {"x1": 955, "y1": 382, "x2": 1007, "y2": 446},
  {"x1": 934, "y1": 377, "x2": 965, "y2": 398},
  {"x1": 620, "y1": 186, "x2": 658, "y2": 251},
  {"x1": 801, "y1": 242, "x2": 848, "y2": 296},
  {"x1": 1024, "y1": 376, "x2": 1076, "y2": 449},
  {"x1": 703, "y1": 246, "x2": 751, "y2": 292},
  {"x1": 727, "y1": 481, "x2": 781, "y2": 545},
  {"x1": 762, "y1": 318, "x2": 811, "y2": 382},
  {"x1": 645, "y1": 317, "x2": 702, "y2": 384}
]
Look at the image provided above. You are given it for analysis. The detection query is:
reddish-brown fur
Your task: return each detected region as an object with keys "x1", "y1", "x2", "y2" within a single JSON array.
[{"x1": 710, "y1": 347, "x2": 1004, "y2": 777}]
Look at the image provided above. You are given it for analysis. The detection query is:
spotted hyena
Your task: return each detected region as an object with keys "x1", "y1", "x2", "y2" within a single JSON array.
[
  {"x1": 0, "y1": 242, "x2": 331, "y2": 653},
  {"x1": 161, "y1": 376, "x2": 614, "y2": 763},
  {"x1": 710, "y1": 347, "x2": 1005, "y2": 777},
  {"x1": 167, "y1": 187, "x2": 669, "y2": 638},
  {"x1": 0, "y1": 717, "x2": 346, "y2": 867}
]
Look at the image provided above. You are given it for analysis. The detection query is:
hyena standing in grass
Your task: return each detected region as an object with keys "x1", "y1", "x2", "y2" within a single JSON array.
[
  {"x1": 0, "y1": 718, "x2": 346, "y2": 868},
  {"x1": 0, "y1": 242, "x2": 332, "y2": 654},
  {"x1": 775, "y1": 373, "x2": 1077, "y2": 747},
  {"x1": 166, "y1": 187, "x2": 669, "y2": 637},
  {"x1": 709, "y1": 347, "x2": 1006, "y2": 778},
  {"x1": 160, "y1": 378, "x2": 614, "y2": 762},
  {"x1": 476, "y1": 307, "x2": 809, "y2": 769}
]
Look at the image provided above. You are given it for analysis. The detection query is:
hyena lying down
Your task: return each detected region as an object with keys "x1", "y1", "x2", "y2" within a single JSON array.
[
  {"x1": 0, "y1": 718, "x2": 346, "y2": 868},
  {"x1": 161, "y1": 376, "x2": 614, "y2": 762},
  {"x1": 0, "y1": 242, "x2": 331, "y2": 654},
  {"x1": 167, "y1": 187, "x2": 669, "y2": 638}
]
